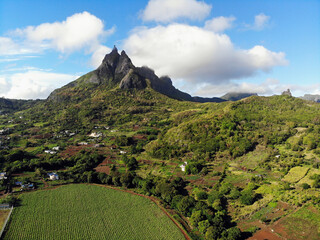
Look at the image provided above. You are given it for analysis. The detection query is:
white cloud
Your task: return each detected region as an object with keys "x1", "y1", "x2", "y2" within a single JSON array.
[
  {"x1": 141, "y1": 0, "x2": 212, "y2": 23},
  {"x1": 0, "y1": 71, "x2": 78, "y2": 99},
  {"x1": 243, "y1": 13, "x2": 270, "y2": 31},
  {"x1": 90, "y1": 45, "x2": 112, "y2": 68},
  {"x1": 193, "y1": 79, "x2": 320, "y2": 97},
  {"x1": 14, "y1": 11, "x2": 112, "y2": 54},
  {"x1": 204, "y1": 16, "x2": 236, "y2": 32},
  {"x1": 0, "y1": 37, "x2": 39, "y2": 56},
  {"x1": 123, "y1": 24, "x2": 288, "y2": 85},
  {"x1": 254, "y1": 13, "x2": 270, "y2": 30}
]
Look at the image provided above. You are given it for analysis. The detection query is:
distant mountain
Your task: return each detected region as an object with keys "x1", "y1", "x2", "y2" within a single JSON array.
[
  {"x1": 220, "y1": 92, "x2": 257, "y2": 101},
  {"x1": 48, "y1": 47, "x2": 225, "y2": 103},
  {"x1": 300, "y1": 94, "x2": 320, "y2": 103},
  {"x1": 0, "y1": 98, "x2": 42, "y2": 114}
]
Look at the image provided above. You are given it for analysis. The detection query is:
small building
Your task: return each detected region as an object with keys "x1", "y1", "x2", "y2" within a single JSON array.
[
  {"x1": 48, "y1": 172, "x2": 59, "y2": 180},
  {"x1": 21, "y1": 183, "x2": 35, "y2": 190},
  {"x1": 89, "y1": 132, "x2": 102, "y2": 138},
  {"x1": 15, "y1": 181, "x2": 22, "y2": 186},
  {"x1": 52, "y1": 146, "x2": 60, "y2": 151},
  {"x1": 180, "y1": 162, "x2": 188, "y2": 172},
  {"x1": 120, "y1": 150, "x2": 127, "y2": 154},
  {"x1": 0, "y1": 172, "x2": 7, "y2": 180},
  {"x1": 44, "y1": 150, "x2": 56, "y2": 154},
  {"x1": 0, "y1": 203, "x2": 10, "y2": 209},
  {"x1": 78, "y1": 142, "x2": 88, "y2": 146}
]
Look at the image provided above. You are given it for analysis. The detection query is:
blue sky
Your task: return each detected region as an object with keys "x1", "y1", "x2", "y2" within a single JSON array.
[{"x1": 0, "y1": 0, "x2": 319, "y2": 99}]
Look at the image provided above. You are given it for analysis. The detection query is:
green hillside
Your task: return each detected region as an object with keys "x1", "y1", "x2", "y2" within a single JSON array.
[{"x1": 1, "y1": 48, "x2": 320, "y2": 239}]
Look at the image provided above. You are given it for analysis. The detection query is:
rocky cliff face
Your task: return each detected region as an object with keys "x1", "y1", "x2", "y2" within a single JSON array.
[
  {"x1": 281, "y1": 89, "x2": 292, "y2": 97},
  {"x1": 300, "y1": 94, "x2": 320, "y2": 102},
  {"x1": 48, "y1": 47, "x2": 226, "y2": 103}
]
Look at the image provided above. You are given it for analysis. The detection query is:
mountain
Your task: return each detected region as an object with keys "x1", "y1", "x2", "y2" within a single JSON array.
[
  {"x1": 48, "y1": 47, "x2": 225, "y2": 103},
  {"x1": 220, "y1": 92, "x2": 258, "y2": 101},
  {"x1": 2, "y1": 48, "x2": 320, "y2": 240},
  {"x1": 0, "y1": 98, "x2": 42, "y2": 114},
  {"x1": 300, "y1": 94, "x2": 320, "y2": 102}
]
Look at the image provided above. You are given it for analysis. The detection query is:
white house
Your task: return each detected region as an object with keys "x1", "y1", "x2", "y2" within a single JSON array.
[
  {"x1": 180, "y1": 162, "x2": 188, "y2": 172},
  {"x1": 52, "y1": 146, "x2": 60, "y2": 151},
  {"x1": 120, "y1": 150, "x2": 127, "y2": 154},
  {"x1": 89, "y1": 132, "x2": 102, "y2": 138},
  {"x1": 48, "y1": 172, "x2": 59, "y2": 180},
  {"x1": 0, "y1": 172, "x2": 7, "y2": 180},
  {"x1": 44, "y1": 150, "x2": 56, "y2": 154}
]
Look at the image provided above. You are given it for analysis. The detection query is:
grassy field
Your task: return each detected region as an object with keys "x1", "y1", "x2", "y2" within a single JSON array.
[
  {"x1": 0, "y1": 210, "x2": 11, "y2": 230},
  {"x1": 277, "y1": 205, "x2": 320, "y2": 240},
  {"x1": 3, "y1": 184, "x2": 185, "y2": 240},
  {"x1": 282, "y1": 166, "x2": 310, "y2": 183}
]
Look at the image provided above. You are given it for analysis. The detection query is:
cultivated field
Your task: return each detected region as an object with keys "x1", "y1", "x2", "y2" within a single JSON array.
[{"x1": 3, "y1": 184, "x2": 185, "y2": 240}]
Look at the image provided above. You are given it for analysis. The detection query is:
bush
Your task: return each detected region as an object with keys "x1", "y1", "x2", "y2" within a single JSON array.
[
  {"x1": 240, "y1": 190, "x2": 256, "y2": 205},
  {"x1": 302, "y1": 183, "x2": 311, "y2": 189}
]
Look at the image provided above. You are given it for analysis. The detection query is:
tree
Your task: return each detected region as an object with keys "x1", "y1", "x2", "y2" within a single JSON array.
[
  {"x1": 196, "y1": 191, "x2": 208, "y2": 200},
  {"x1": 302, "y1": 183, "x2": 310, "y2": 189},
  {"x1": 205, "y1": 226, "x2": 221, "y2": 240},
  {"x1": 198, "y1": 220, "x2": 210, "y2": 234},
  {"x1": 176, "y1": 196, "x2": 196, "y2": 216},
  {"x1": 120, "y1": 172, "x2": 134, "y2": 188},
  {"x1": 34, "y1": 168, "x2": 46, "y2": 178},
  {"x1": 240, "y1": 190, "x2": 256, "y2": 205},
  {"x1": 190, "y1": 210, "x2": 204, "y2": 227}
]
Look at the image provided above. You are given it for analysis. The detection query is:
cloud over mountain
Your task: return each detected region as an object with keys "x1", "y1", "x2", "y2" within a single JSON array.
[{"x1": 124, "y1": 24, "x2": 288, "y2": 85}]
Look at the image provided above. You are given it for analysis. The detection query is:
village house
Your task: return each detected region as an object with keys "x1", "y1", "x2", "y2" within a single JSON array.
[
  {"x1": 0, "y1": 172, "x2": 7, "y2": 180},
  {"x1": 52, "y1": 146, "x2": 60, "y2": 151},
  {"x1": 0, "y1": 203, "x2": 10, "y2": 209},
  {"x1": 44, "y1": 150, "x2": 56, "y2": 154},
  {"x1": 48, "y1": 172, "x2": 59, "y2": 180},
  {"x1": 89, "y1": 132, "x2": 102, "y2": 138},
  {"x1": 21, "y1": 183, "x2": 35, "y2": 191},
  {"x1": 120, "y1": 150, "x2": 127, "y2": 154},
  {"x1": 180, "y1": 162, "x2": 188, "y2": 172}
]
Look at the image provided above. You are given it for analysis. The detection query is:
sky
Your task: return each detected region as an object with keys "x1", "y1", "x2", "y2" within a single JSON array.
[{"x1": 0, "y1": 0, "x2": 319, "y2": 99}]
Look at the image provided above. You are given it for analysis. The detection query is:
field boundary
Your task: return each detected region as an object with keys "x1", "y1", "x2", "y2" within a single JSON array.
[
  {"x1": 0, "y1": 206, "x2": 13, "y2": 239},
  {"x1": 92, "y1": 184, "x2": 192, "y2": 240}
]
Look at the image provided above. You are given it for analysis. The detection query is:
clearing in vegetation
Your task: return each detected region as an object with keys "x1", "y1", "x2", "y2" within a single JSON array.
[
  {"x1": 282, "y1": 166, "x2": 310, "y2": 183},
  {"x1": 3, "y1": 184, "x2": 185, "y2": 240}
]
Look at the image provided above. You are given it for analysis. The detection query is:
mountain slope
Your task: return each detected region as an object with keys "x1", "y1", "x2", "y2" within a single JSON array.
[
  {"x1": 0, "y1": 98, "x2": 42, "y2": 114},
  {"x1": 221, "y1": 92, "x2": 258, "y2": 101}
]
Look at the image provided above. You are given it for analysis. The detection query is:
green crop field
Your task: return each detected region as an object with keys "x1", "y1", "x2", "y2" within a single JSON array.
[
  {"x1": 3, "y1": 184, "x2": 185, "y2": 240},
  {"x1": 282, "y1": 166, "x2": 310, "y2": 183}
]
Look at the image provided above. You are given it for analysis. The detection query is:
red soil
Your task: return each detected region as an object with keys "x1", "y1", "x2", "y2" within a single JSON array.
[
  {"x1": 248, "y1": 229, "x2": 283, "y2": 240},
  {"x1": 132, "y1": 134, "x2": 146, "y2": 140}
]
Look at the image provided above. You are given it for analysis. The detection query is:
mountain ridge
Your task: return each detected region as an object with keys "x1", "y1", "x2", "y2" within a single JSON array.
[{"x1": 48, "y1": 47, "x2": 226, "y2": 103}]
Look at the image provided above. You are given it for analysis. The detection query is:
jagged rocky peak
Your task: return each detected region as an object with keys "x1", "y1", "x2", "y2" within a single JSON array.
[
  {"x1": 282, "y1": 89, "x2": 292, "y2": 96},
  {"x1": 48, "y1": 47, "x2": 226, "y2": 103},
  {"x1": 96, "y1": 46, "x2": 134, "y2": 83}
]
